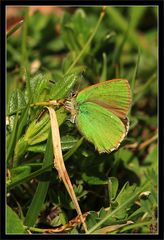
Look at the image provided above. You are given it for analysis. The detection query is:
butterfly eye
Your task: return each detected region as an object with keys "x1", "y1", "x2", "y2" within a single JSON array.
[{"x1": 70, "y1": 91, "x2": 78, "y2": 98}]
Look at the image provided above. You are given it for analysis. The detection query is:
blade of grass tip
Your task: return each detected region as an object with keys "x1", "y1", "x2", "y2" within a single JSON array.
[
  {"x1": 100, "y1": 53, "x2": 107, "y2": 82},
  {"x1": 24, "y1": 130, "x2": 53, "y2": 227},
  {"x1": 93, "y1": 221, "x2": 133, "y2": 234},
  {"x1": 7, "y1": 20, "x2": 24, "y2": 39},
  {"x1": 47, "y1": 107, "x2": 88, "y2": 233},
  {"x1": 65, "y1": 7, "x2": 106, "y2": 76},
  {"x1": 119, "y1": 220, "x2": 153, "y2": 232}
]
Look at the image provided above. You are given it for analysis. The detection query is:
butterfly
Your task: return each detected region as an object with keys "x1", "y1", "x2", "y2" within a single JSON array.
[{"x1": 64, "y1": 79, "x2": 132, "y2": 153}]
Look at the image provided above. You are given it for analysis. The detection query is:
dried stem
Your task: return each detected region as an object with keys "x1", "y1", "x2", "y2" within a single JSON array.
[{"x1": 47, "y1": 107, "x2": 88, "y2": 233}]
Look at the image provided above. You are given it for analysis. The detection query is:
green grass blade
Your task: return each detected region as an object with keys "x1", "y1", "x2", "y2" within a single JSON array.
[
  {"x1": 120, "y1": 220, "x2": 153, "y2": 232},
  {"x1": 7, "y1": 164, "x2": 52, "y2": 191},
  {"x1": 106, "y1": 7, "x2": 149, "y2": 53},
  {"x1": 128, "y1": 49, "x2": 141, "y2": 118},
  {"x1": 7, "y1": 205, "x2": 26, "y2": 233},
  {"x1": 109, "y1": 25, "x2": 129, "y2": 78},
  {"x1": 24, "y1": 131, "x2": 53, "y2": 227},
  {"x1": 133, "y1": 73, "x2": 156, "y2": 104},
  {"x1": 129, "y1": 7, "x2": 147, "y2": 30},
  {"x1": 21, "y1": 9, "x2": 29, "y2": 72},
  {"x1": 16, "y1": 105, "x2": 30, "y2": 141},
  {"x1": 7, "y1": 112, "x2": 19, "y2": 165},
  {"x1": 131, "y1": 49, "x2": 141, "y2": 96},
  {"x1": 21, "y1": 8, "x2": 31, "y2": 100},
  {"x1": 100, "y1": 53, "x2": 107, "y2": 82},
  {"x1": 7, "y1": 20, "x2": 24, "y2": 39},
  {"x1": 65, "y1": 7, "x2": 106, "y2": 75}
]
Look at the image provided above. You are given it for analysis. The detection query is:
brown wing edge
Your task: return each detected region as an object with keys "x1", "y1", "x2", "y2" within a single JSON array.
[
  {"x1": 77, "y1": 79, "x2": 128, "y2": 94},
  {"x1": 98, "y1": 117, "x2": 129, "y2": 154}
]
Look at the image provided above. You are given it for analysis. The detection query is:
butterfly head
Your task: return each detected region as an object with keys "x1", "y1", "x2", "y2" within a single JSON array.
[{"x1": 64, "y1": 94, "x2": 79, "y2": 123}]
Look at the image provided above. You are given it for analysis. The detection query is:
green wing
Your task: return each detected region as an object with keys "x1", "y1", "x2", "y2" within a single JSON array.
[
  {"x1": 76, "y1": 102, "x2": 127, "y2": 153},
  {"x1": 76, "y1": 79, "x2": 131, "y2": 119}
]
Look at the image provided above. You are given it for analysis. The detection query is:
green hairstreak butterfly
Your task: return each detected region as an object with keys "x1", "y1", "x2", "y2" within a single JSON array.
[{"x1": 64, "y1": 79, "x2": 132, "y2": 153}]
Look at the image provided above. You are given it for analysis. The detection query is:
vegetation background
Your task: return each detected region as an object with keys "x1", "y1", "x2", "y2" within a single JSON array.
[{"x1": 7, "y1": 6, "x2": 158, "y2": 234}]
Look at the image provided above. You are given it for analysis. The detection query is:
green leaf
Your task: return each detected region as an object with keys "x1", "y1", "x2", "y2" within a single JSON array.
[
  {"x1": 9, "y1": 165, "x2": 32, "y2": 184},
  {"x1": 13, "y1": 107, "x2": 66, "y2": 163},
  {"x1": 60, "y1": 135, "x2": 79, "y2": 150},
  {"x1": 64, "y1": 137, "x2": 84, "y2": 161},
  {"x1": 49, "y1": 73, "x2": 79, "y2": 99},
  {"x1": 8, "y1": 89, "x2": 26, "y2": 116},
  {"x1": 24, "y1": 113, "x2": 50, "y2": 145},
  {"x1": 82, "y1": 172, "x2": 108, "y2": 185},
  {"x1": 108, "y1": 177, "x2": 119, "y2": 202},
  {"x1": 26, "y1": 72, "x2": 51, "y2": 103},
  {"x1": 13, "y1": 137, "x2": 28, "y2": 166},
  {"x1": 27, "y1": 143, "x2": 46, "y2": 153},
  {"x1": 61, "y1": 9, "x2": 90, "y2": 54},
  {"x1": 7, "y1": 163, "x2": 52, "y2": 191},
  {"x1": 16, "y1": 105, "x2": 30, "y2": 141},
  {"x1": 7, "y1": 205, "x2": 26, "y2": 233},
  {"x1": 88, "y1": 186, "x2": 142, "y2": 233},
  {"x1": 87, "y1": 211, "x2": 99, "y2": 229},
  {"x1": 27, "y1": 135, "x2": 80, "y2": 153},
  {"x1": 8, "y1": 136, "x2": 83, "y2": 190}
]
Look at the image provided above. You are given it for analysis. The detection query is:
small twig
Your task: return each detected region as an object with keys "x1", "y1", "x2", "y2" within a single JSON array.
[
  {"x1": 46, "y1": 212, "x2": 88, "y2": 233},
  {"x1": 27, "y1": 207, "x2": 133, "y2": 233},
  {"x1": 138, "y1": 131, "x2": 158, "y2": 150},
  {"x1": 47, "y1": 107, "x2": 88, "y2": 233},
  {"x1": 125, "y1": 142, "x2": 138, "y2": 149},
  {"x1": 125, "y1": 131, "x2": 158, "y2": 150},
  {"x1": 30, "y1": 99, "x2": 63, "y2": 107}
]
